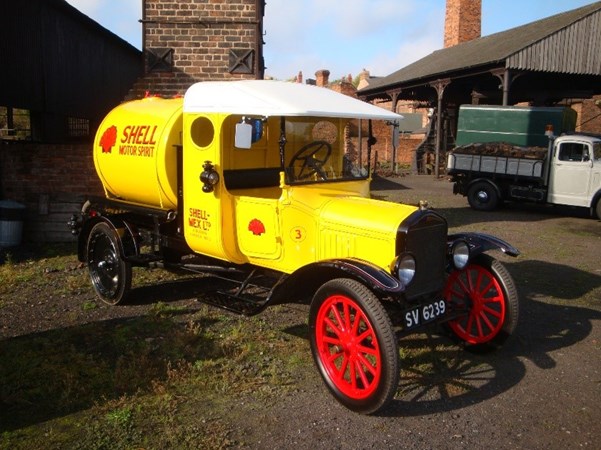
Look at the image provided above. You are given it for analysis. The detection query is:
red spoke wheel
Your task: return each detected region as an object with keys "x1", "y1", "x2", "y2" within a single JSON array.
[
  {"x1": 444, "y1": 254, "x2": 519, "y2": 349},
  {"x1": 309, "y1": 278, "x2": 399, "y2": 414}
]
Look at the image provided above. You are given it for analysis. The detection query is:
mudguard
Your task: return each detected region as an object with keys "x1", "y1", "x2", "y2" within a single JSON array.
[
  {"x1": 590, "y1": 189, "x2": 601, "y2": 218},
  {"x1": 267, "y1": 257, "x2": 404, "y2": 306},
  {"x1": 448, "y1": 232, "x2": 520, "y2": 258},
  {"x1": 77, "y1": 213, "x2": 139, "y2": 263}
]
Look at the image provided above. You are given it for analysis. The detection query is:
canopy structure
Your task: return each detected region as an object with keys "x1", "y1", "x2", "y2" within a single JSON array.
[
  {"x1": 184, "y1": 80, "x2": 403, "y2": 121},
  {"x1": 359, "y1": 2, "x2": 601, "y2": 107},
  {"x1": 357, "y1": 2, "x2": 601, "y2": 176}
]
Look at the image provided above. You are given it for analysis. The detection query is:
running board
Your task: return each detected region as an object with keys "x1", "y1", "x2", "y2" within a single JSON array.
[{"x1": 197, "y1": 269, "x2": 283, "y2": 316}]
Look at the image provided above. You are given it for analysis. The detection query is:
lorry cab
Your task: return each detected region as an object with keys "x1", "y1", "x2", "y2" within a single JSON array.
[
  {"x1": 180, "y1": 81, "x2": 415, "y2": 275},
  {"x1": 548, "y1": 134, "x2": 601, "y2": 209}
]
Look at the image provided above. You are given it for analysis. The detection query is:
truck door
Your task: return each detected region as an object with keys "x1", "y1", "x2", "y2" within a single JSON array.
[{"x1": 548, "y1": 141, "x2": 592, "y2": 207}]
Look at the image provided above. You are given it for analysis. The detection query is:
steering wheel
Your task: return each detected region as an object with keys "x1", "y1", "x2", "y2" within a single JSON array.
[{"x1": 288, "y1": 141, "x2": 332, "y2": 181}]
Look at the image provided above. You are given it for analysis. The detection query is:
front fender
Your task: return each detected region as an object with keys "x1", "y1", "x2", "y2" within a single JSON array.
[
  {"x1": 449, "y1": 232, "x2": 520, "y2": 258},
  {"x1": 267, "y1": 258, "x2": 403, "y2": 306}
]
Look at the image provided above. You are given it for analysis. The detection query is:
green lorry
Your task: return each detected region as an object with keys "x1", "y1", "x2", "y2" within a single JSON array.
[{"x1": 447, "y1": 105, "x2": 601, "y2": 218}]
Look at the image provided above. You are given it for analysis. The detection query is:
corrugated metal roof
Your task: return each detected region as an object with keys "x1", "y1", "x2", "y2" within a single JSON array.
[{"x1": 360, "y1": 1, "x2": 601, "y2": 94}]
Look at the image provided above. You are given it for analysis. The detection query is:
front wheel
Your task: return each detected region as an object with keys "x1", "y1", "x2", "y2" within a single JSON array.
[
  {"x1": 309, "y1": 278, "x2": 399, "y2": 414},
  {"x1": 444, "y1": 254, "x2": 519, "y2": 350},
  {"x1": 467, "y1": 181, "x2": 500, "y2": 211},
  {"x1": 86, "y1": 222, "x2": 132, "y2": 305}
]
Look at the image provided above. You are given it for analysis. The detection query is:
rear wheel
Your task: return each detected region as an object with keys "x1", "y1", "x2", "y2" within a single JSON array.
[
  {"x1": 467, "y1": 181, "x2": 500, "y2": 211},
  {"x1": 87, "y1": 222, "x2": 132, "y2": 305},
  {"x1": 595, "y1": 198, "x2": 601, "y2": 220},
  {"x1": 309, "y1": 278, "x2": 399, "y2": 414},
  {"x1": 444, "y1": 254, "x2": 518, "y2": 350}
]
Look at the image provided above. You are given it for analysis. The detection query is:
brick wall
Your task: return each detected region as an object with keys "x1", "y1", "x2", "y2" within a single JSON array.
[
  {"x1": 573, "y1": 95, "x2": 601, "y2": 133},
  {"x1": 0, "y1": 141, "x2": 103, "y2": 242},
  {"x1": 130, "y1": 0, "x2": 264, "y2": 98},
  {"x1": 444, "y1": 0, "x2": 481, "y2": 48}
]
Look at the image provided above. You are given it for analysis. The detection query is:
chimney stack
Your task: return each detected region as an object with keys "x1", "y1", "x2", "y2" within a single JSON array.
[
  {"x1": 444, "y1": 0, "x2": 481, "y2": 48},
  {"x1": 315, "y1": 69, "x2": 330, "y2": 87}
]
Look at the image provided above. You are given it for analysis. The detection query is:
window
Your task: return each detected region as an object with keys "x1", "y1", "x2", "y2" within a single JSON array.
[
  {"x1": 557, "y1": 142, "x2": 589, "y2": 162},
  {"x1": 0, "y1": 106, "x2": 31, "y2": 140},
  {"x1": 284, "y1": 117, "x2": 369, "y2": 184},
  {"x1": 67, "y1": 117, "x2": 90, "y2": 138}
]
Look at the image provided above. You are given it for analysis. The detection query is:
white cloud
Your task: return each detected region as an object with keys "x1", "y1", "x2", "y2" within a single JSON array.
[
  {"x1": 365, "y1": 34, "x2": 441, "y2": 78},
  {"x1": 316, "y1": 0, "x2": 416, "y2": 38},
  {"x1": 264, "y1": 0, "x2": 443, "y2": 80}
]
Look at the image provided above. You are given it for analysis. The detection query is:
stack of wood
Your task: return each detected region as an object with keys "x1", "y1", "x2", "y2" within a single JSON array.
[{"x1": 451, "y1": 142, "x2": 548, "y2": 159}]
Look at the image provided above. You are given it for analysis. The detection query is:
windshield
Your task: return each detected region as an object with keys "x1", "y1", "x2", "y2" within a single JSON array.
[{"x1": 283, "y1": 117, "x2": 369, "y2": 184}]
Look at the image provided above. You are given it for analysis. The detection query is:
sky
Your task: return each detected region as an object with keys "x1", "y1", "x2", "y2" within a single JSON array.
[{"x1": 65, "y1": 0, "x2": 596, "y2": 80}]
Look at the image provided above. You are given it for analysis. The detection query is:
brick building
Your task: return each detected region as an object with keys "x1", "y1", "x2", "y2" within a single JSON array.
[
  {"x1": 129, "y1": 0, "x2": 265, "y2": 98},
  {"x1": 1, "y1": 0, "x2": 266, "y2": 244},
  {"x1": 0, "y1": 0, "x2": 142, "y2": 243}
]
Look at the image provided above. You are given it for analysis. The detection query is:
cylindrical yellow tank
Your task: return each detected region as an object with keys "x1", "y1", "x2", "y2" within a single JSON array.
[{"x1": 93, "y1": 96, "x2": 183, "y2": 210}]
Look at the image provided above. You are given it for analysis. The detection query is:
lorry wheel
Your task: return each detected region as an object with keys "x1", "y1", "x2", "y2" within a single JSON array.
[
  {"x1": 309, "y1": 278, "x2": 399, "y2": 414},
  {"x1": 595, "y1": 199, "x2": 601, "y2": 220},
  {"x1": 467, "y1": 181, "x2": 499, "y2": 211},
  {"x1": 444, "y1": 254, "x2": 518, "y2": 350},
  {"x1": 86, "y1": 222, "x2": 132, "y2": 305}
]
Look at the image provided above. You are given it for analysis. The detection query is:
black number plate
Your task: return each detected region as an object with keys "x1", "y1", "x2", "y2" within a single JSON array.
[{"x1": 404, "y1": 299, "x2": 447, "y2": 330}]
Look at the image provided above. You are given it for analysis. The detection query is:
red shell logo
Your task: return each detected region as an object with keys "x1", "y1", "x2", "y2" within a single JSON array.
[
  {"x1": 248, "y1": 218, "x2": 266, "y2": 236},
  {"x1": 99, "y1": 125, "x2": 117, "y2": 153}
]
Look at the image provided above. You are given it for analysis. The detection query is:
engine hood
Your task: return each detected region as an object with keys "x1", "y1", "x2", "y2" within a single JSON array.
[
  {"x1": 317, "y1": 196, "x2": 418, "y2": 269},
  {"x1": 320, "y1": 196, "x2": 417, "y2": 233}
]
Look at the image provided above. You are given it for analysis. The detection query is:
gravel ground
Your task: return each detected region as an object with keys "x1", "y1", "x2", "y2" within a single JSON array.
[
  {"x1": 1, "y1": 174, "x2": 600, "y2": 449},
  {"x1": 228, "y1": 175, "x2": 601, "y2": 450}
]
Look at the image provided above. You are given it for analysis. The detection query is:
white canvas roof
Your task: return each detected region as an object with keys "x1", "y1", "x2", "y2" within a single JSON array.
[{"x1": 183, "y1": 80, "x2": 402, "y2": 121}]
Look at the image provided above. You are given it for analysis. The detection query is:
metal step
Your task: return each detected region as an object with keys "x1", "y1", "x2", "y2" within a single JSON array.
[{"x1": 196, "y1": 270, "x2": 282, "y2": 316}]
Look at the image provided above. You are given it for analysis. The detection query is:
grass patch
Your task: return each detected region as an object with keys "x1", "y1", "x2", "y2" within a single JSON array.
[
  {"x1": 0, "y1": 244, "x2": 85, "y2": 301},
  {"x1": 0, "y1": 300, "x2": 310, "y2": 449}
]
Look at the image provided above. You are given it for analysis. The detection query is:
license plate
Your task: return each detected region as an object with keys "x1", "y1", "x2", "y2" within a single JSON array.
[{"x1": 404, "y1": 299, "x2": 447, "y2": 330}]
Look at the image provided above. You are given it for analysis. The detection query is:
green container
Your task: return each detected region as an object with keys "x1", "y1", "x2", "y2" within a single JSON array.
[{"x1": 455, "y1": 105, "x2": 577, "y2": 147}]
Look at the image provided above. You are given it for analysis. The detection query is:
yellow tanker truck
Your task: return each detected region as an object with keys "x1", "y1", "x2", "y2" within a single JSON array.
[{"x1": 70, "y1": 80, "x2": 520, "y2": 414}]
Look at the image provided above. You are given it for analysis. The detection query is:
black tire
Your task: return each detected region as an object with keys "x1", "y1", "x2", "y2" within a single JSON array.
[
  {"x1": 309, "y1": 278, "x2": 399, "y2": 414},
  {"x1": 444, "y1": 254, "x2": 519, "y2": 351},
  {"x1": 467, "y1": 181, "x2": 500, "y2": 211},
  {"x1": 595, "y1": 198, "x2": 601, "y2": 220},
  {"x1": 86, "y1": 222, "x2": 132, "y2": 305}
]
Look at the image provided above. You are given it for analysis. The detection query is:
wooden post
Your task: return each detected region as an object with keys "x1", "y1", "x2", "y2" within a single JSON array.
[{"x1": 430, "y1": 79, "x2": 450, "y2": 178}]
